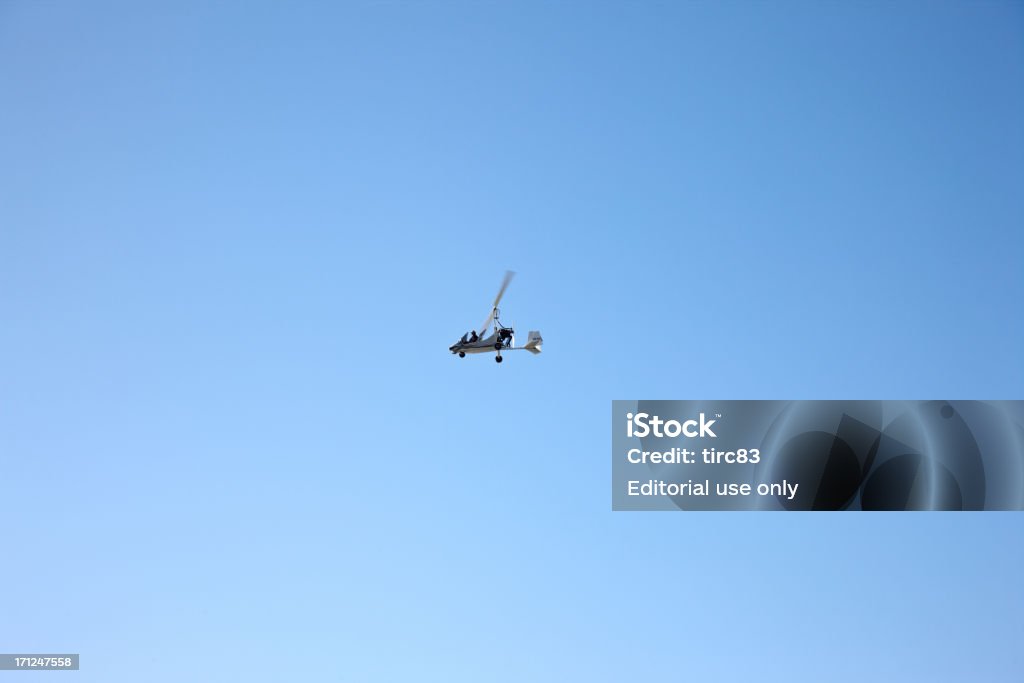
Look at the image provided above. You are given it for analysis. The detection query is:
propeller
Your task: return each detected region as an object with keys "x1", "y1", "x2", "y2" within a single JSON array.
[{"x1": 478, "y1": 270, "x2": 515, "y2": 336}]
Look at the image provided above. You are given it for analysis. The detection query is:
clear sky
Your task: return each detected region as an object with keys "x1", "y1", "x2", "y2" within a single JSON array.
[{"x1": 1, "y1": 1, "x2": 1022, "y2": 681}]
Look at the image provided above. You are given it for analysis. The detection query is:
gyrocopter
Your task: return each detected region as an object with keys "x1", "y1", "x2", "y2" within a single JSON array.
[{"x1": 449, "y1": 270, "x2": 543, "y2": 363}]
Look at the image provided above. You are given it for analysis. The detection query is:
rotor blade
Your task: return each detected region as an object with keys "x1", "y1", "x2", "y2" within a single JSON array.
[
  {"x1": 478, "y1": 270, "x2": 515, "y2": 335},
  {"x1": 492, "y1": 270, "x2": 515, "y2": 310},
  {"x1": 478, "y1": 309, "x2": 495, "y2": 337}
]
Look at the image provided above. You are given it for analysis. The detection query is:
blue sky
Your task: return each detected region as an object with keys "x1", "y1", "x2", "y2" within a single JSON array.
[{"x1": 1, "y1": 1, "x2": 1022, "y2": 681}]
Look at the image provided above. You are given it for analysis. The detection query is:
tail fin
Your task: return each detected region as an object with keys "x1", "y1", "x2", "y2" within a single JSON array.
[{"x1": 524, "y1": 330, "x2": 543, "y2": 354}]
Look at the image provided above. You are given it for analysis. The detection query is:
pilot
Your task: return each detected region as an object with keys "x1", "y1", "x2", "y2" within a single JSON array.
[{"x1": 469, "y1": 330, "x2": 479, "y2": 342}]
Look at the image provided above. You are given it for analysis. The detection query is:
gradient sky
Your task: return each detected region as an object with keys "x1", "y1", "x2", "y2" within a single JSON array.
[{"x1": 1, "y1": 2, "x2": 1023, "y2": 681}]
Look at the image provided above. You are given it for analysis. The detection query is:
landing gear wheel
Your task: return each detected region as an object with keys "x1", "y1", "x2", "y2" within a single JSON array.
[
  {"x1": 459, "y1": 351, "x2": 465, "y2": 358},
  {"x1": 495, "y1": 355, "x2": 503, "y2": 363}
]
